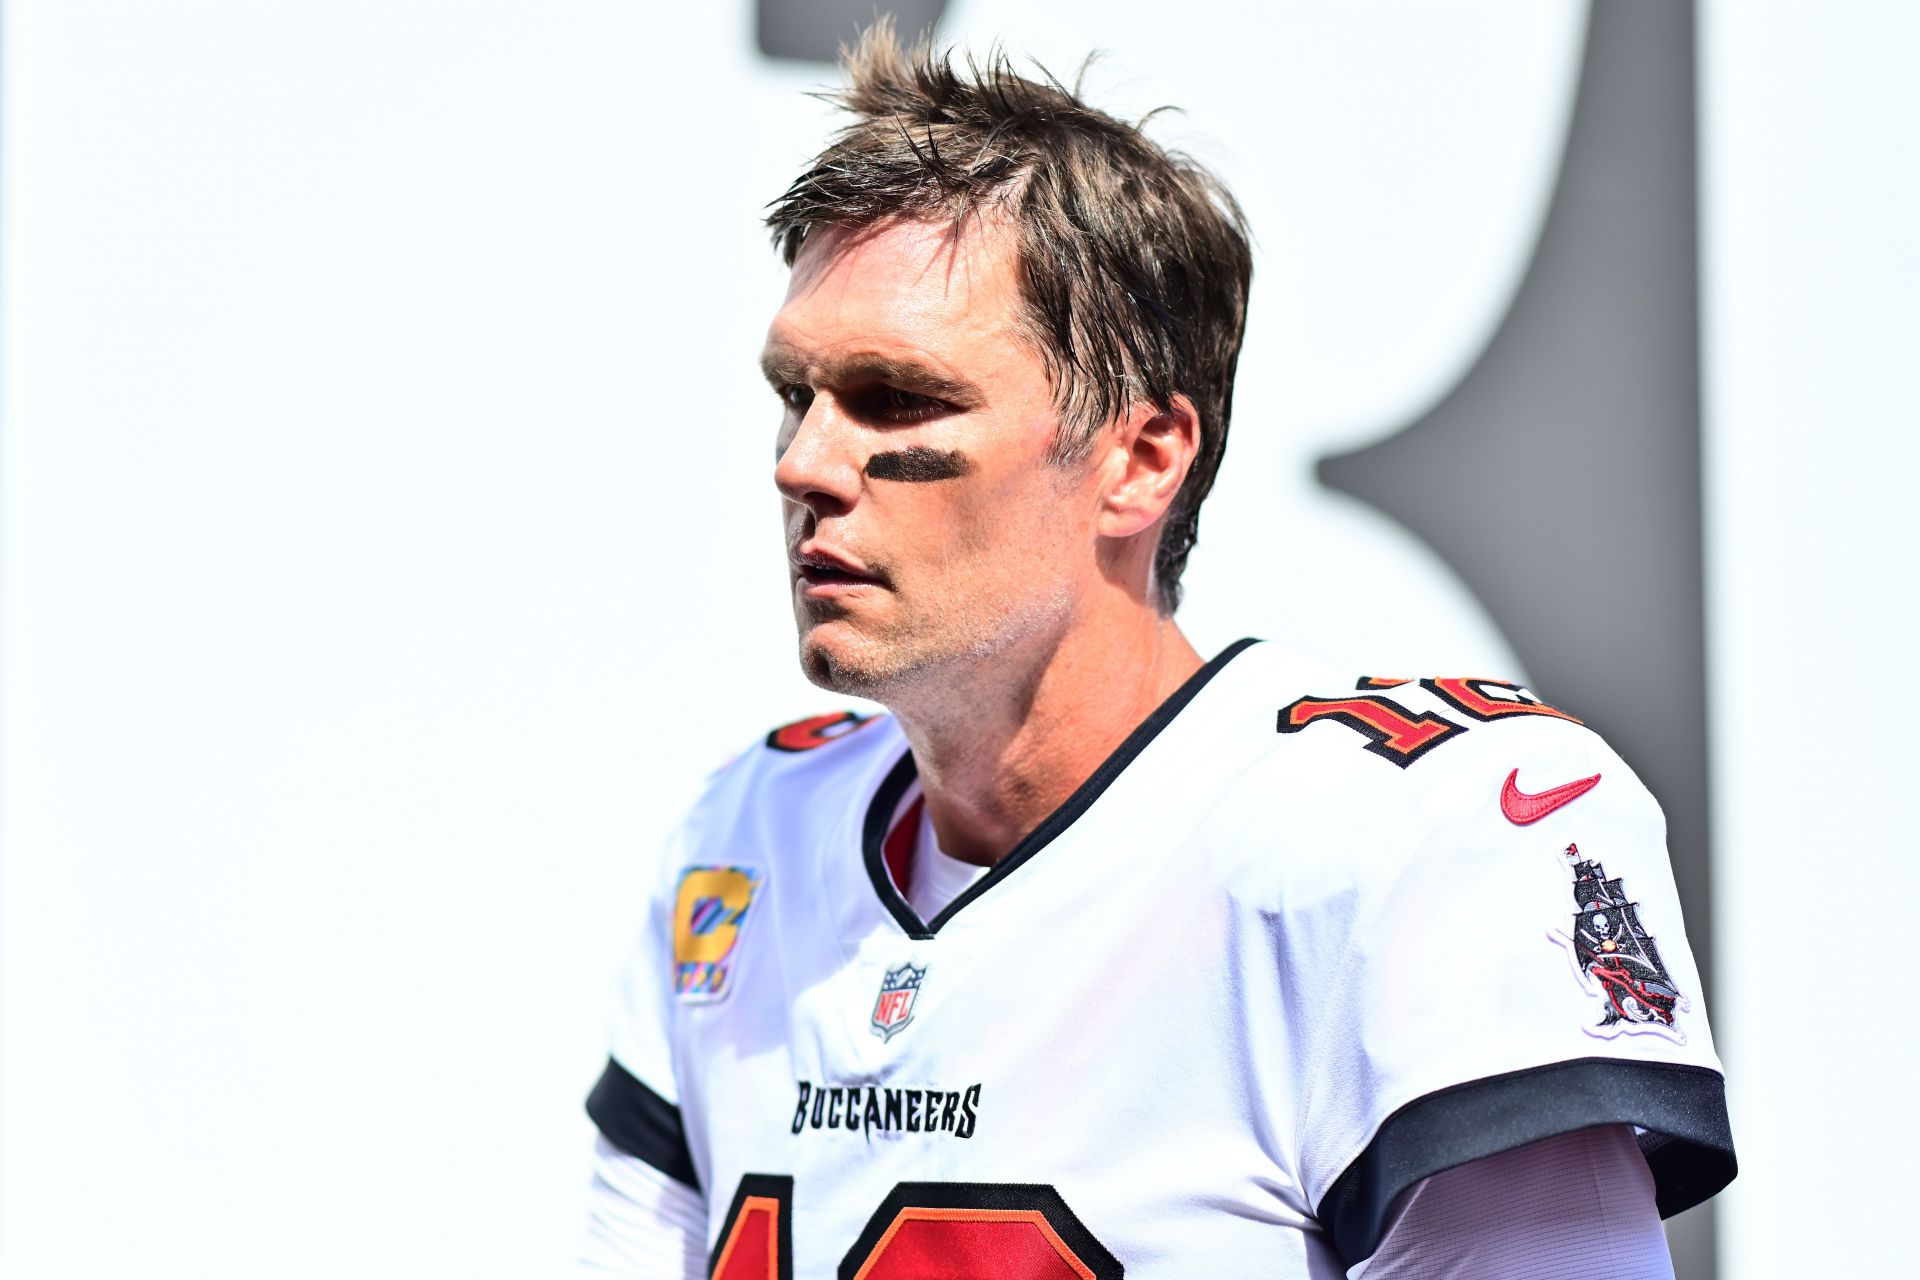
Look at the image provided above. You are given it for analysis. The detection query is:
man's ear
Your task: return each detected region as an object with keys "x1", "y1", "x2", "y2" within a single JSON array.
[{"x1": 1094, "y1": 394, "x2": 1200, "y2": 540}]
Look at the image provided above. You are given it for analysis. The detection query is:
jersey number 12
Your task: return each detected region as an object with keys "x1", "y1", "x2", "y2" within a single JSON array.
[{"x1": 711, "y1": 1174, "x2": 1124, "y2": 1279}]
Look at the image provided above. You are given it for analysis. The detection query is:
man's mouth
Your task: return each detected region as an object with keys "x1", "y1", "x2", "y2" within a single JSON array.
[{"x1": 791, "y1": 545, "x2": 887, "y2": 592}]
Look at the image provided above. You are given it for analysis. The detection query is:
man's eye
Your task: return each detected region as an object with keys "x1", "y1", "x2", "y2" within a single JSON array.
[
  {"x1": 780, "y1": 385, "x2": 814, "y2": 413},
  {"x1": 883, "y1": 388, "x2": 943, "y2": 419}
]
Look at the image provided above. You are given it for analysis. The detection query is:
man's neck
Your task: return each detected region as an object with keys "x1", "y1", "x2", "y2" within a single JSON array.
[{"x1": 889, "y1": 613, "x2": 1204, "y2": 868}]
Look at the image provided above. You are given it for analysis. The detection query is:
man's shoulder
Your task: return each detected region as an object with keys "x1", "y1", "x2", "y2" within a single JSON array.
[
  {"x1": 672, "y1": 705, "x2": 904, "y2": 853},
  {"x1": 1232, "y1": 648, "x2": 1639, "y2": 790},
  {"x1": 1208, "y1": 647, "x2": 1659, "y2": 878}
]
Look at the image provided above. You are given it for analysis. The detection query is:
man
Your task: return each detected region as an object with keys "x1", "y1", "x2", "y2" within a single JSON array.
[{"x1": 580, "y1": 27, "x2": 1733, "y2": 1278}]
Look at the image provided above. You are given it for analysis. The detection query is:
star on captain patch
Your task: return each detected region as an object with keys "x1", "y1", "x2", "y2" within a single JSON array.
[{"x1": 870, "y1": 962, "x2": 926, "y2": 1042}]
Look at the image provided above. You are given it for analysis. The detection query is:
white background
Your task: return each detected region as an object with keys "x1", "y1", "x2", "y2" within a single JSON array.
[
  {"x1": 1697, "y1": 3, "x2": 1919, "y2": 1273},
  {"x1": 1, "y1": 2, "x2": 1912, "y2": 1275}
]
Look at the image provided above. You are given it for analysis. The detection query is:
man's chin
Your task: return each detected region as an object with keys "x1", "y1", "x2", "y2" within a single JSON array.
[{"x1": 797, "y1": 622, "x2": 911, "y2": 698}]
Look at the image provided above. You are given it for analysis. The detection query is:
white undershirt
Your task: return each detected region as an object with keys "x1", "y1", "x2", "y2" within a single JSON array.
[
  {"x1": 1347, "y1": 1124, "x2": 1673, "y2": 1279},
  {"x1": 904, "y1": 802, "x2": 990, "y2": 923},
  {"x1": 578, "y1": 1137, "x2": 704, "y2": 1277}
]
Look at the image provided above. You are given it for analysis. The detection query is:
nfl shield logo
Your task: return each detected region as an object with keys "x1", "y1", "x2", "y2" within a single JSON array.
[{"x1": 870, "y1": 962, "x2": 926, "y2": 1042}]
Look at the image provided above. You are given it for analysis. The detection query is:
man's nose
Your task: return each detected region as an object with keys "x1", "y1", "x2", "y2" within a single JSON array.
[{"x1": 774, "y1": 398, "x2": 862, "y2": 515}]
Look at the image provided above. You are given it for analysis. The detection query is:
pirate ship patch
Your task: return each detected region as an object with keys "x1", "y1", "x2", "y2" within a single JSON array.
[{"x1": 1548, "y1": 843, "x2": 1689, "y2": 1043}]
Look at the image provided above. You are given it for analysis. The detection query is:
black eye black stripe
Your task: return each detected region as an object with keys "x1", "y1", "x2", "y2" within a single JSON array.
[{"x1": 864, "y1": 448, "x2": 973, "y2": 482}]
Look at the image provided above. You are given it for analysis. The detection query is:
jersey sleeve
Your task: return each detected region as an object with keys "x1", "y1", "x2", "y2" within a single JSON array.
[
  {"x1": 585, "y1": 816, "x2": 702, "y2": 1192},
  {"x1": 1285, "y1": 719, "x2": 1735, "y2": 1264}
]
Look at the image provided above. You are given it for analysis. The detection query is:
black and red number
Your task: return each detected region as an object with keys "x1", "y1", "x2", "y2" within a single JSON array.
[
  {"x1": 710, "y1": 1174, "x2": 794, "y2": 1279},
  {"x1": 1419, "y1": 676, "x2": 1581, "y2": 724},
  {"x1": 709, "y1": 1176, "x2": 1122, "y2": 1280},
  {"x1": 767, "y1": 710, "x2": 873, "y2": 753},
  {"x1": 1276, "y1": 695, "x2": 1467, "y2": 767}
]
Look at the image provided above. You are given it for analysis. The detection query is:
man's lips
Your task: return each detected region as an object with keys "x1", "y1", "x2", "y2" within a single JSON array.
[{"x1": 790, "y1": 544, "x2": 888, "y2": 591}]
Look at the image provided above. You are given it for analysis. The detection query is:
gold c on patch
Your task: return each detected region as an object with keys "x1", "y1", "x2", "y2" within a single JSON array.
[{"x1": 671, "y1": 866, "x2": 762, "y2": 1001}]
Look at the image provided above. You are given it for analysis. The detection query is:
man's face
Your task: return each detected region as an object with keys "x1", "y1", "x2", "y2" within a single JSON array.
[{"x1": 763, "y1": 217, "x2": 1102, "y2": 698}]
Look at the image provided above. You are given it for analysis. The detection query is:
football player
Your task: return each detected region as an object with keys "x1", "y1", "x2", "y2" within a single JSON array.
[{"x1": 579, "y1": 25, "x2": 1733, "y2": 1279}]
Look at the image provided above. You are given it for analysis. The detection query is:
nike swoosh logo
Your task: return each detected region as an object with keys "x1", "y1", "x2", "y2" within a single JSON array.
[{"x1": 1501, "y1": 768, "x2": 1601, "y2": 825}]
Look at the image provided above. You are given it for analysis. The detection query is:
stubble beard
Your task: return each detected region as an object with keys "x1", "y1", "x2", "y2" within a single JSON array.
[{"x1": 795, "y1": 578, "x2": 1075, "y2": 714}]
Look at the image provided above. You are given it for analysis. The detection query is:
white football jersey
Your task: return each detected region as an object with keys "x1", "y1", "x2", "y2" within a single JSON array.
[{"x1": 588, "y1": 640, "x2": 1733, "y2": 1278}]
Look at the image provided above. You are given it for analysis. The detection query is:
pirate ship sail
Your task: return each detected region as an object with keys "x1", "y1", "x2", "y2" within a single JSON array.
[{"x1": 1567, "y1": 850, "x2": 1682, "y2": 1027}]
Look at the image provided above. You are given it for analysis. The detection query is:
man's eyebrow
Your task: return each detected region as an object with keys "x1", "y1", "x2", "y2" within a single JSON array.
[
  {"x1": 757, "y1": 346, "x2": 982, "y2": 404},
  {"x1": 759, "y1": 346, "x2": 807, "y2": 389},
  {"x1": 834, "y1": 355, "x2": 982, "y2": 404}
]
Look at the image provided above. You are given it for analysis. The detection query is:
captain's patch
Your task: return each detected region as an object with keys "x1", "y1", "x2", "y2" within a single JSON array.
[
  {"x1": 1549, "y1": 843, "x2": 1689, "y2": 1043},
  {"x1": 671, "y1": 865, "x2": 762, "y2": 1000}
]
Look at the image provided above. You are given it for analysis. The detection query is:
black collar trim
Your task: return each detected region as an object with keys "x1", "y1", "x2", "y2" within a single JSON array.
[{"x1": 860, "y1": 638, "x2": 1260, "y2": 939}]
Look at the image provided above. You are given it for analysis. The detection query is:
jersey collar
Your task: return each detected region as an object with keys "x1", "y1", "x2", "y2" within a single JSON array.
[{"x1": 859, "y1": 638, "x2": 1261, "y2": 939}]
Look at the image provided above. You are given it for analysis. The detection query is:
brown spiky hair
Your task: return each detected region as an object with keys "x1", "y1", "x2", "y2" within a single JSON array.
[{"x1": 766, "y1": 22, "x2": 1252, "y2": 613}]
